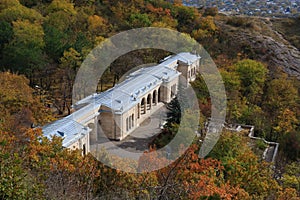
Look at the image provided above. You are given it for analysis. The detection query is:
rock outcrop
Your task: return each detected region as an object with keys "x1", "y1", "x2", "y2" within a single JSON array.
[{"x1": 216, "y1": 17, "x2": 300, "y2": 79}]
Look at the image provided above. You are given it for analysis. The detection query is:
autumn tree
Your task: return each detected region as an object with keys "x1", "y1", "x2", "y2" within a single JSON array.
[
  {"x1": 234, "y1": 59, "x2": 268, "y2": 104},
  {"x1": 88, "y1": 14, "x2": 110, "y2": 36},
  {"x1": 263, "y1": 74, "x2": 299, "y2": 137},
  {"x1": 138, "y1": 144, "x2": 249, "y2": 199},
  {"x1": 208, "y1": 130, "x2": 281, "y2": 199},
  {"x1": 192, "y1": 16, "x2": 218, "y2": 47},
  {"x1": 0, "y1": 72, "x2": 53, "y2": 133},
  {"x1": 281, "y1": 162, "x2": 300, "y2": 192},
  {"x1": 0, "y1": 131, "x2": 44, "y2": 199}
]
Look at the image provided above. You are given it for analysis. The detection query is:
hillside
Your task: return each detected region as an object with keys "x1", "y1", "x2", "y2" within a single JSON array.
[{"x1": 209, "y1": 15, "x2": 300, "y2": 79}]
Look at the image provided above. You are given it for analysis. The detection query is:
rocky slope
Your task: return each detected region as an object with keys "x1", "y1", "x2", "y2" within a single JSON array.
[{"x1": 215, "y1": 16, "x2": 300, "y2": 79}]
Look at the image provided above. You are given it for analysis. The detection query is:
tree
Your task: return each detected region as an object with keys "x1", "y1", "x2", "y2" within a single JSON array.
[
  {"x1": 0, "y1": 21, "x2": 13, "y2": 55},
  {"x1": 88, "y1": 15, "x2": 110, "y2": 36},
  {"x1": 262, "y1": 73, "x2": 299, "y2": 141},
  {"x1": 191, "y1": 74, "x2": 210, "y2": 102},
  {"x1": 175, "y1": 5, "x2": 197, "y2": 32},
  {"x1": 204, "y1": 7, "x2": 219, "y2": 16},
  {"x1": 263, "y1": 74, "x2": 298, "y2": 116},
  {"x1": 192, "y1": 16, "x2": 218, "y2": 41},
  {"x1": 166, "y1": 97, "x2": 181, "y2": 126},
  {"x1": 49, "y1": 48, "x2": 82, "y2": 115},
  {"x1": 139, "y1": 144, "x2": 249, "y2": 199},
  {"x1": 43, "y1": 23, "x2": 69, "y2": 61},
  {"x1": 0, "y1": 131, "x2": 43, "y2": 199},
  {"x1": 127, "y1": 13, "x2": 152, "y2": 28},
  {"x1": 146, "y1": 4, "x2": 177, "y2": 28},
  {"x1": 46, "y1": 0, "x2": 76, "y2": 15},
  {"x1": 2, "y1": 20, "x2": 45, "y2": 76},
  {"x1": 234, "y1": 59, "x2": 268, "y2": 104},
  {"x1": 282, "y1": 162, "x2": 300, "y2": 192},
  {"x1": 0, "y1": 72, "x2": 53, "y2": 132},
  {"x1": 0, "y1": 0, "x2": 20, "y2": 11},
  {"x1": 0, "y1": 1, "x2": 43, "y2": 23},
  {"x1": 208, "y1": 130, "x2": 281, "y2": 199},
  {"x1": 281, "y1": 131, "x2": 300, "y2": 160},
  {"x1": 273, "y1": 109, "x2": 298, "y2": 137}
]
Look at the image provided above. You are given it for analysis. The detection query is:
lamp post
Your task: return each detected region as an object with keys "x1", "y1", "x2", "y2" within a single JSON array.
[{"x1": 35, "y1": 85, "x2": 41, "y2": 100}]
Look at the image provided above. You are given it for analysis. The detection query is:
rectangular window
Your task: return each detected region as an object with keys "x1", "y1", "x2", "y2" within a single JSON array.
[{"x1": 132, "y1": 114, "x2": 134, "y2": 127}]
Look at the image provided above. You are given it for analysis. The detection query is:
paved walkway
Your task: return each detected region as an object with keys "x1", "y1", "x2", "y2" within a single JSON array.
[{"x1": 90, "y1": 104, "x2": 167, "y2": 161}]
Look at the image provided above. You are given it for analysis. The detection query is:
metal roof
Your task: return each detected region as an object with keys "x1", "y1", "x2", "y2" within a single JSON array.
[
  {"x1": 76, "y1": 65, "x2": 180, "y2": 114},
  {"x1": 42, "y1": 116, "x2": 91, "y2": 147},
  {"x1": 159, "y1": 52, "x2": 200, "y2": 67}
]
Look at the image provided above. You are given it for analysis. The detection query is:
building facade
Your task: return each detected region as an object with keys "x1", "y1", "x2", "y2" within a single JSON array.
[{"x1": 42, "y1": 52, "x2": 201, "y2": 153}]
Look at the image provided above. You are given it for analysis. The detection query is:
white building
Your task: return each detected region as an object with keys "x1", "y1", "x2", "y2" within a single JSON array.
[{"x1": 42, "y1": 52, "x2": 201, "y2": 154}]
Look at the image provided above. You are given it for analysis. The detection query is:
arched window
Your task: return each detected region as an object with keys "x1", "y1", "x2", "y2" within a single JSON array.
[
  {"x1": 158, "y1": 87, "x2": 162, "y2": 102},
  {"x1": 147, "y1": 94, "x2": 151, "y2": 110},
  {"x1": 153, "y1": 90, "x2": 157, "y2": 104}
]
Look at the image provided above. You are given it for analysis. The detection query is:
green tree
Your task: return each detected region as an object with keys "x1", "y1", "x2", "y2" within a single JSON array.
[
  {"x1": 0, "y1": 0, "x2": 20, "y2": 11},
  {"x1": 0, "y1": 21, "x2": 13, "y2": 59},
  {"x1": 166, "y1": 97, "x2": 181, "y2": 127},
  {"x1": 0, "y1": 1, "x2": 43, "y2": 23},
  {"x1": 127, "y1": 13, "x2": 152, "y2": 28},
  {"x1": 43, "y1": 24, "x2": 69, "y2": 61},
  {"x1": 208, "y1": 130, "x2": 281, "y2": 199},
  {"x1": 282, "y1": 162, "x2": 300, "y2": 192},
  {"x1": 0, "y1": 136, "x2": 37, "y2": 199},
  {"x1": 281, "y1": 131, "x2": 300, "y2": 160},
  {"x1": 262, "y1": 74, "x2": 299, "y2": 142},
  {"x1": 234, "y1": 59, "x2": 268, "y2": 104},
  {"x1": 2, "y1": 20, "x2": 45, "y2": 75},
  {"x1": 263, "y1": 74, "x2": 298, "y2": 116},
  {"x1": 175, "y1": 5, "x2": 197, "y2": 32}
]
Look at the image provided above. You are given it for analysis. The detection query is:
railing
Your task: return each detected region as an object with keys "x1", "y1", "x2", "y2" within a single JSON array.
[{"x1": 213, "y1": 119, "x2": 280, "y2": 163}]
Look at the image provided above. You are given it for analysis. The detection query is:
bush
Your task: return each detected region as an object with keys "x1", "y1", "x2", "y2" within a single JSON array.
[
  {"x1": 227, "y1": 17, "x2": 253, "y2": 28},
  {"x1": 256, "y1": 140, "x2": 268, "y2": 150},
  {"x1": 281, "y1": 131, "x2": 300, "y2": 160},
  {"x1": 204, "y1": 7, "x2": 218, "y2": 17}
]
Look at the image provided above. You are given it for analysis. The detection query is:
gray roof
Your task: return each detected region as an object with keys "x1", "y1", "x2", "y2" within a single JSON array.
[
  {"x1": 75, "y1": 65, "x2": 180, "y2": 114},
  {"x1": 159, "y1": 52, "x2": 200, "y2": 67},
  {"x1": 42, "y1": 116, "x2": 91, "y2": 147}
]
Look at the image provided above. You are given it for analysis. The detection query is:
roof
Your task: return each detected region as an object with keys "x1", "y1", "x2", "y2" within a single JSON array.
[
  {"x1": 75, "y1": 65, "x2": 180, "y2": 114},
  {"x1": 42, "y1": 115, "x2": 91, "y2": 147},
  {"x1": 176, "y1": 52, "x2": 200, "y2": 64},
  {"x1": 159, "y1": 52, "x2": 200, "y2": 68}
]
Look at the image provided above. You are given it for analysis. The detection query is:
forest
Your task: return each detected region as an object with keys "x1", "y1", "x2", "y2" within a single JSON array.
[{"x1": 0, "y1": 0, "x2": 299, "y2": 199}]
